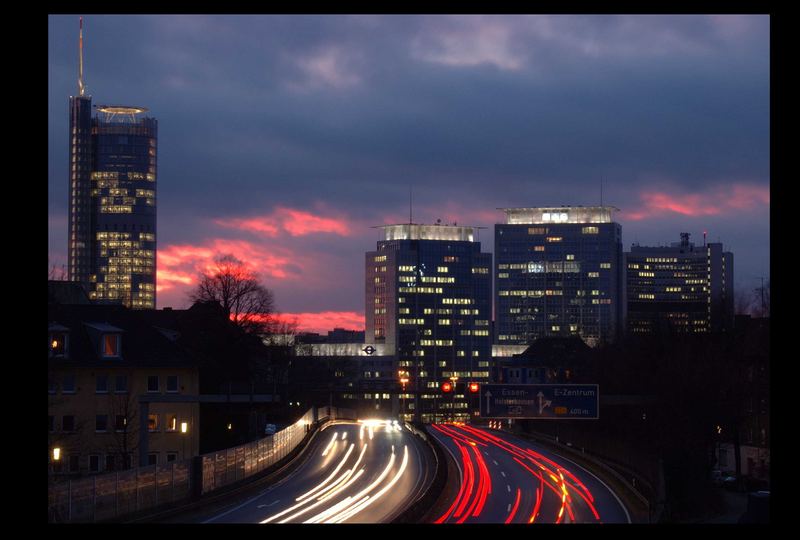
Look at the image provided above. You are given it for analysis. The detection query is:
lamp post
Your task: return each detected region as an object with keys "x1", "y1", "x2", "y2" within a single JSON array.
[
  {"x1": 180, "y1": 421, "x2": 189, "y2": 461},
  {"x1": 449, "y1": 375, "x2": 459, "y2": 422},
  {"x1": 398, "y1": 370, "x2": 409, "y2": 421}
]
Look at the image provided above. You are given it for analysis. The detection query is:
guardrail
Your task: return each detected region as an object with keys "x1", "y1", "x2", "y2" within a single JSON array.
[{"x1": 48, "y1": 406, "x2": 356, "y2": 523}]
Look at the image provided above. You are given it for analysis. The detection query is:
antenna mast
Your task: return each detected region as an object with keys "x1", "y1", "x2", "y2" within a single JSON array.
[
  {"x1": 600, "y1": 176, "x2": 603, "y2": 207},
  {"x1": 409, "y1": 185, "x2": 413, "y2": 225},
  {"x1": 78, "y1": 17, "x2": 86, "y2": 96}
]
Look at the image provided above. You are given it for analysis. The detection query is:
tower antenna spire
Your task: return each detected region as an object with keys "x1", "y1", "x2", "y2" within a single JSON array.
[
  {"x1": 409, "y1": 185, "x2": 413, "y2": 225},
  {"x1": 600, "y1": 176, "x2": 603, "y2": 207},
  {"x1": 78, "y1": 17, "x2": 85, "y2": 96}
]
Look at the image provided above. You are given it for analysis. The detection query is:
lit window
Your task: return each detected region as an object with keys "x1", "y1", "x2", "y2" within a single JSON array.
[
  {"x1": 166, "y1": 414, "x2": 178, "y2": 432},
  {"x1": 148, "y1": 414, "x2": 160, "y2": 432},
  {"x1": 103, "y1": 334, "x2": 120, "y2": 357},
  {"x1": 50, "y1": 333, "x2": 68, "y2": 357}
]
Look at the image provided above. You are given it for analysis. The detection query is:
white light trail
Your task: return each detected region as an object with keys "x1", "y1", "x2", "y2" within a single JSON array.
[{"x1": 321, "y1": 432, "x2": 338, "y2": 457}]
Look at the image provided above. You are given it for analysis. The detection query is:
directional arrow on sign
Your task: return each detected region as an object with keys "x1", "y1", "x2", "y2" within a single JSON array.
[
  {"x1": 537, "y1": 391, "x2": 552, "y2": 414},
  {"x1": 484, "y1": 390, "x2": 493, "y2": 414}
]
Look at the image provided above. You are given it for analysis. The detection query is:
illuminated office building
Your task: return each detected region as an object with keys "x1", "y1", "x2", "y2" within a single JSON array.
[
  {"x1": 495, "y1": 207, "x2": 623, "y2": 346},
  {"x1": 67, "y1": 19, "x2": 157, "y2": 309},
  {"x1": 624, "y1": 233, "x2": 734, "y2": 334},
  {"x1": 365, "y1": 224, "x2": 492, "y2": 423}
]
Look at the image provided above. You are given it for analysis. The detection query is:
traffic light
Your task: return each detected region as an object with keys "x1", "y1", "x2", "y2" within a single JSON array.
[
  {"x1": 468, "y1": 382, "x2": 479, "y2": 393},
  {"x1": 441, "y1": 381, "x2": 453, "y2": 393}
]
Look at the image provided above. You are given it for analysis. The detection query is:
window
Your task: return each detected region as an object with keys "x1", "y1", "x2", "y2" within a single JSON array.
[
  {"x1": 166, "y1": 375, "x2": 178, "y2": 393},
  {"x1": 96, "y1": 415, "x2": 108, "y2": 432},
  {"x1": 165, "y1": 414, "x2": 178, "y2": 432},
  {"x1": 123, "y1": 454, "x2": 133, "y2": 470},
  {"x1": 115, "y1": 374, "x2": 128, "y2": 393},
  {"x1": 62, "y1": 415, "x2": 75, "y2": 432},
  {"x1": 147, "y1": 376, "x2": 159, "y2": 393},
  {"x1": 50, "y1": 333, "x2": 68, "y2": 357},
  {"x1": 96, "y1": 375, "x2": 109, "y2": 393},
  {"x1": 89, "y1": 455, "x2": 100, "y2": 473},
  {"x1": 148, "y1": 414, "x2": 159, "y2": 432},
  {"x1": 103, "y1": 334, "x2": 120, "y2": 357},
  {"x1": 62, "y1": 374, "x2": 76, "y2": 394},
  {"x1": 69, "y1": 455, "x2": 80, "y2": 473},
  {"x1": 105, "y1": 455, "x2": 115, "y2": 472},
  {"x1": 166, "y1": 453, "x2": 177, "y2": 463},
  {"x1": 48, "y1": 378, "x2": 57, "y2": 394},
  {"x1": 147, "y1": 453, "x2": 158, "y2": 466},
  {"x1": 49, "y1": 415, "x2": 55, "y2": 433},
  {"x1": 115, "y1": 415, "x2": 128, "y2": 432}
]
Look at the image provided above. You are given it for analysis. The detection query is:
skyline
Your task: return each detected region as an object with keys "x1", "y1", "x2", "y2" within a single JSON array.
[{"x1": 48, "y1": 15, "x2": 770, "y2": 333}]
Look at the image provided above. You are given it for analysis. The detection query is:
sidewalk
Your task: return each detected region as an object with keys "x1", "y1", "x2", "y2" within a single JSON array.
[{"x1": 696, "y1": 488, "x2": 747, "y2": 524}]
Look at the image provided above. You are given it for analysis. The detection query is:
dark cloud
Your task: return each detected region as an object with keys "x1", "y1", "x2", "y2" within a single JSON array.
[{"x1": 49, "y1": 15, "x2": 770, "y2": 318}]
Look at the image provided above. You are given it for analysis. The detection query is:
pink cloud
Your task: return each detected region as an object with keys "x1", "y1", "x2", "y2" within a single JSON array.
[
  {"x1": 275, "y1": 311, "x2": 365, "y2": 334},
  {"x1": 216, "y1": 206, "x2": 351, "y2": 237},
  {"x1": 621, "y1": 182, "x2": 769, "y2": 221}
]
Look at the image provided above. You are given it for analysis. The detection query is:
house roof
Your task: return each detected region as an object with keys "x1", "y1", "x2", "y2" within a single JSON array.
[{"x1": 47, "y1": 303, "x2": 198, "y2": 369}]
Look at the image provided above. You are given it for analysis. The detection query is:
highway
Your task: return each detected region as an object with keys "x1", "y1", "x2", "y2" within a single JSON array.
[
  {"x1": 428, "y1": 423, "x2": 631, "y2": 524},
  {"x1": 199, "y1": 419, "x2": 434, "y2": 523}
]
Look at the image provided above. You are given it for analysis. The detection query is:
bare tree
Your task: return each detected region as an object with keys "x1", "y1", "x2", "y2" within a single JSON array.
[
  {"x1": 734, "y1": 288, "x2": 755, "y2": 316},
  {"x1": 190, "y1": 254, "x2": 276, "y2": 335},
  {"x1": 106, "y1": 390, "x2": 139, "y2": 470},
  {"x1": 753, "y1": 279, "x2": 770, "y2": 318}
]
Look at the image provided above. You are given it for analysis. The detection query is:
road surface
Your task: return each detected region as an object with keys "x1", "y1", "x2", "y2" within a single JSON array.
[
  {"x1": 199, "y1": 419, "x2": 434, "y2": 523},
  {"x1": 428, "y1": 423, "x2": 631, "y2": 524}
]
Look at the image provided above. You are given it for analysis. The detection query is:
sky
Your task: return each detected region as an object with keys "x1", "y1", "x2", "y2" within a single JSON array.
[{"x1": 48, "y1": 15, "x2": 770, "y2": 333}]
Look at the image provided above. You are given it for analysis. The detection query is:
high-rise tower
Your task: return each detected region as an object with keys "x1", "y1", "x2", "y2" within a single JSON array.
[
  {"x1": 67, "y1": 18, "x2": 157, "y2": 308},
  {"x1": 365, "y1": 223, "x2": 492, "y2": 423},
  {"x1": 494, "y1": 206, "x2": 623, "y2": 346}
]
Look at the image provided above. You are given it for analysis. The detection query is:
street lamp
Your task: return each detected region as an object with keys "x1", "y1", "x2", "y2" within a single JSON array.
[
  {"x1": 398, "y1": 370, "x2": 409, "y2": 420},
  {"x1": 180, "y1": 421, "x2": 189, "y2": 461},
  {"x1": 449, "y1": 375, "x2": 459, "y2": 422}
]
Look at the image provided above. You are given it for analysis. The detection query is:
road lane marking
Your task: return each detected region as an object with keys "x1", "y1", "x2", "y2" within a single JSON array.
[
  {"x1": 507, "y1": 504, "x2": 511, "y2": 512},
  {"x1": 507, "y1": 485, "x2": 511, "y2": 492},
  {"x1": 500, "y1": 471, "x2": 506, "y2": 478},
  {"x1": 493, "y1": 460, "x2": 499, "y2": 466}
]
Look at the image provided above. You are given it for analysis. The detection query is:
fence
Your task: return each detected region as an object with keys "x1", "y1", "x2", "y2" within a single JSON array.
[
  {"x1": 48, "y1": 406, "x2": 355, "y2": 523},
  {"x1": 48, "y1": 459, "x2": 193, "y2": 523}
]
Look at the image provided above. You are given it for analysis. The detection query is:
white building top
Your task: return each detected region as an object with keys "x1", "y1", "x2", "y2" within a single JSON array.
[
  {"x1": 501, "y1": 206, "x2": 618, "y2": 225},
  {"x1": 375, "y1": 224, "x2": 482, "y2": 242}
]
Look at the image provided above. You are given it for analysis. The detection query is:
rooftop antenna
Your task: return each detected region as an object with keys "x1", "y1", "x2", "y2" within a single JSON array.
[
  {"x1": 600, "y1": 176, "x2": 604, "y2": 207},
  {"x1": 409, "y1": 185, "x2": 413, "y2": 225},
  {"x1": 78, "y1": 17, "x2": 86, "y2": 96}
]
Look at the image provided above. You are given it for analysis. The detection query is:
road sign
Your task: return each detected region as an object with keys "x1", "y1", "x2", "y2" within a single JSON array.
[{"x1": 480, "y1": 384, "x2": 599, "y2": 419}]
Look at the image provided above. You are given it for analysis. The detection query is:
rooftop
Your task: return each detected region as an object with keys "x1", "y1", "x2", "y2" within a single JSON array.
[
  {"x1": 500, "y1": 206, "x2": 618, "y2": 225},
  {"x1": 374, "y1": 223, "x2": 484, "y2": 242}
]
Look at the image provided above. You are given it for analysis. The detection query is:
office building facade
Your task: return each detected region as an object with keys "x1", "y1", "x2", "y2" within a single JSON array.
[
  {"x1": 365, "y1": 224, "x2": 493, "y2": 422},
  {"x1": 624, "y1": 233, "x2": 734, "y2": 334},
  {"x1": 68, "y1": 20, "x2": 157, "y2": 309},
  {"x1": 495, "y1": 207, "x2": 623, "y2": 347}
]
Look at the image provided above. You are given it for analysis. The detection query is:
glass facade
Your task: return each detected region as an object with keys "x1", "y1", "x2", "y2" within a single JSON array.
[
  {"x1": 495, "y1": 207, "x2": 623, "y2": 346},
  {"x1": 625, "y1": 235, "x2": 734, "y2": 334},
  {"x1": 68, "y1": 96, "x2": 157, "y2": 309},
  {"x1": 365, "y1": 225, "x2": 492, "y2": 423}
]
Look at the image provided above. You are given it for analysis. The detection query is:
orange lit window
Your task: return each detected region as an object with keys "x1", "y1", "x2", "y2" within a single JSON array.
[{"x1": 103, "y1": 334, "x2": 120, "y2": 357}]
